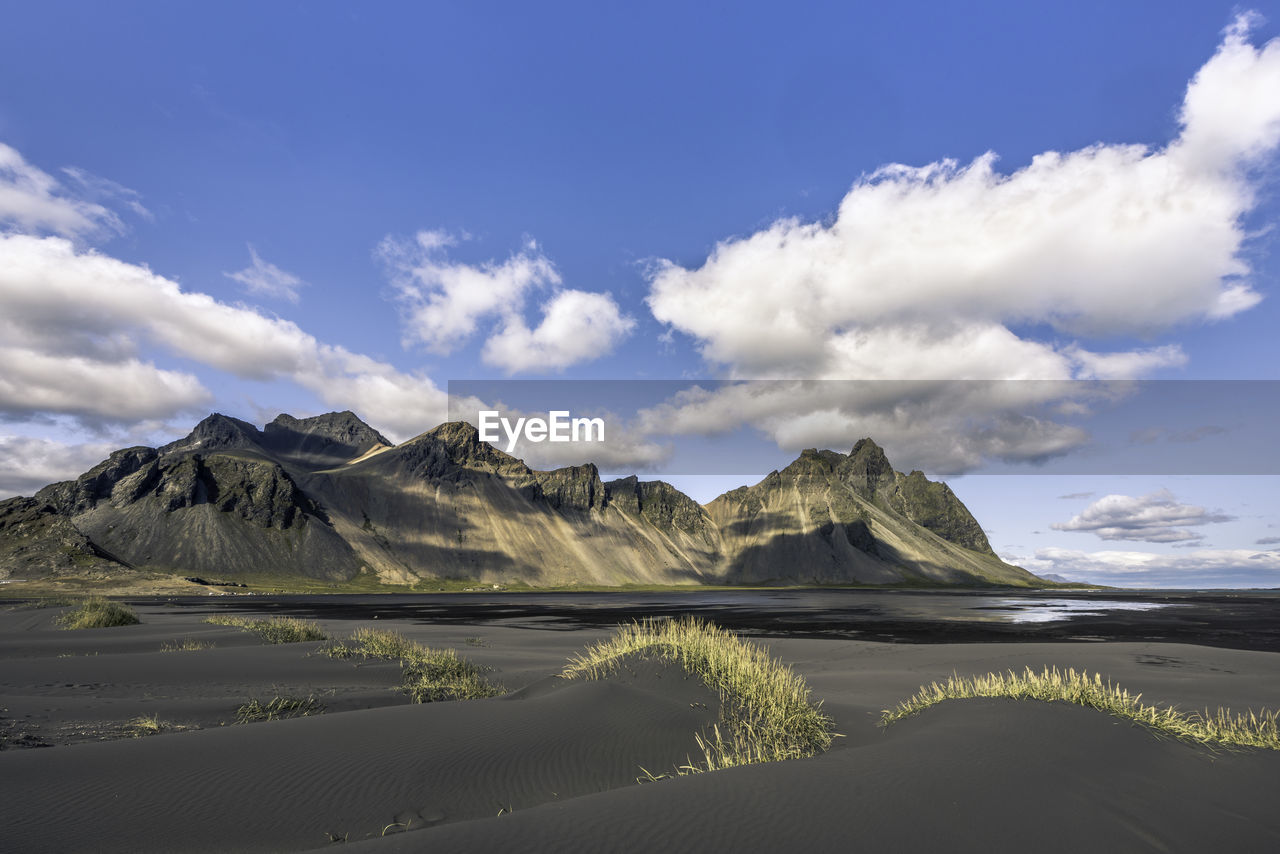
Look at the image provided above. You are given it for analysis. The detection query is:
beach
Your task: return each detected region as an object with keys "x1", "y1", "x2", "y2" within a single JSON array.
[{"x1": 2, "y1": 591, "x2": 1278, "y2": 852}]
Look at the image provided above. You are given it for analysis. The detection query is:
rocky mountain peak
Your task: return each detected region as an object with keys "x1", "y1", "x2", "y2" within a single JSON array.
[
  {"x1": 160, "y1": 413, "x2": 263, "y2": 457},
  {"x1": 841, "y1": 437, "x2": 898, "y2": 497},
  {"x1": 261, "y1": 411, "x2": 391, "y2": 469},
  {"x1": 605, "y1": 476, "x2": 712, "y2": 535},
  {"x1": 266, "y1": 411, "x2": 390, "y2": 448}
]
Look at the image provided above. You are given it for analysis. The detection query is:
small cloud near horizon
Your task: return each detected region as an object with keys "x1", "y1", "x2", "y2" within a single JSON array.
[{"x1": 1052, "y1": 489, "x2": 1234, "y2": 544}]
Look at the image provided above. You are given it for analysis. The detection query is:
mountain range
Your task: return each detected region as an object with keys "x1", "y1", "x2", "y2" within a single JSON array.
[{"x1": 0, "y1": 411, "x2": 1042, "y2": 589}]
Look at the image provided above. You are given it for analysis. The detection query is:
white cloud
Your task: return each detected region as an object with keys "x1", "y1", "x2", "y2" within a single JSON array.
[
  {"x1": 651, "y1": 17, "x2": 1279, "y2": 371},
  {"x1": 0, "y1": 143, "x2": 125, "y2": 238},
  {"x1": 482, "y1": 289, "x2": 635, "y2": 373},
  {"x1": 1051, "y1": 489, "x2": 1234, "y2": 543},
  {"x1": 1066, "y1": 345, "x2": 1188, "y2": 381},
  {"x1": 0, "y1": 233, "x2": 446, "y2": 440},
  {"x1": 640, "y1": 16, "x2": 1280, "y2": 472},
  {"x1": 1020, "y1": 546, "x2": 1280, "y2": 588},
  {"x1": 0, "y1": 435, "x2": 119, "y2": 498},
  {"x1": 225, "y1": 245, "x2": 307, "y2": 303},
  {"x1": 0, "y1": 345, "x2": 210, "y2": 422},
  {"x1": 379, "y1": 230, "x2": 634, "y2": 372},
  {"x1": 60, "y1": 166, "x2": 153, "y2": 222},
  {"x1": 379, "y1": 231, "x2": 561, "y2": 355},
  {"x1": 632, "y1": 379, "x2": 1094, "y2": 474}
]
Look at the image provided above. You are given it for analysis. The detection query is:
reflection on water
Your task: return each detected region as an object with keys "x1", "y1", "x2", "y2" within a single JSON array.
[
  {"x1": 976, "y1": 598, "x2": 1175, "y2": 624},
  {"x1": 182, "y1": 588, "x2": 1280, "y2": 650}
]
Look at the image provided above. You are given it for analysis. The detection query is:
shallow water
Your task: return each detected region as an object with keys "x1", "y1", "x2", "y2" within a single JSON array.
[
  {"x1": 974, "y1": 597, "x2": 1176, "y2": 624},
  {"x1": 155, "y1": 588, "x2": 1280, "y2": 652}
]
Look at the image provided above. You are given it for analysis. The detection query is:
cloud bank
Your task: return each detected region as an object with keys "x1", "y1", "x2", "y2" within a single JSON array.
[
  {"x1": 1021, "y1": 546, "x2": 1280, "y2": 588},
  {"x1": 641, "y1": 16, "x2": 1280, "y2": 472},
  {"x1": 0, "y1": 233, "x2": 445, "y2": 440}
]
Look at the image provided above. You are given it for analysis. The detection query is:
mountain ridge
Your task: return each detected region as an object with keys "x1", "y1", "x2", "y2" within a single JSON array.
[{"x1": 0, "y1": 411, "x2": 1043, "y2": 590}]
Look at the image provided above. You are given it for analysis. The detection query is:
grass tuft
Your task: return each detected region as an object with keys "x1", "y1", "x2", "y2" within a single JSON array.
[
  {"x1": 235, "y1": 695, "x2": 324, "y2": 724},
  {"x1": 161, "y1": 638, "x2": 214, "y2": 652},
  {"x1": 319, "y1": 627, "x2": 502, "y2": 702},
  {"x1": 205, "y1": 614, "x2": 326, "y2": 643},
  {"x1": 127, "y1": 714, "x2": 179, "y2": 737},
  {"x1": 882, "y1": 666, "x2": 1280, "y2": 750},
  {"x1": 563, "y1": 617, "x2": 834, "y2": 773},
  {"x1": 57, "y1": 597, "x2": 140, "y2": 629}
]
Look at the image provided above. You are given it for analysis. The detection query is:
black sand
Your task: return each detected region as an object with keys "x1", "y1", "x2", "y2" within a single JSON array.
[{"x1": 2, "y1": 592, "x2": 1278, "y2": 852}]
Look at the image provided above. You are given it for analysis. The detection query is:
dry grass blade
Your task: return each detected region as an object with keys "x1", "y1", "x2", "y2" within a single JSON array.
[
  {"x1": 881, "y1": 665, "x2": 1280, "y2": 750},
  {"x1": 160, "y1": 638, "x2": 214, "y2": 652},
  {"x1": 319, "y1": 627, "x2": 502, "y2": 702},
  {"x1": 234, "y1": 695, "x2": 324, "y2": 724},
  {"x1": 57, "y1": 598, "x2": 140, "y2": 629},
  {"x1": 563, "y1": 617, "x2": 834, "y2": 774},
  {"x1": 204, "y1": 615, "x2": 326, "y2": 643}
]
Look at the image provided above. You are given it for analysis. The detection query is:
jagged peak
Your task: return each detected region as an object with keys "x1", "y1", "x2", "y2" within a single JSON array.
[
  {"x1": 194, "y1": 412, "x2": 261, "y2": 436},
  {"x1": 427, "y1": 420, "x2": 480, "y2": 444},
  {"x1": 160, "y1": 412, "x2": 263, "y2": 457},
  {"x1": 843, "y1": 437, "x2": 897, "y2": 489},
  {"x1": 397, "y1": 420, "x2": 527, "y2": 473},
  {"x1": 264, "y1": 410, "x2": 391, "y2": 448},
  {"x1": 849, "y1": 437, "x2": 888, "y2": 460}
]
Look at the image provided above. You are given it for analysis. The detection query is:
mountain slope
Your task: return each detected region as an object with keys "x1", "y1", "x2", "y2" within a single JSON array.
[
  {"x1": 0, "y1": 412, "x2": 1041, "y2": 589},
  {"x1": 707, "y1": 441, "x2": 1030, "y2": 586}
]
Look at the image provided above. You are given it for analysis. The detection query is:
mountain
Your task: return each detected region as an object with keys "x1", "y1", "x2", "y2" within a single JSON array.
[
  {"x1": 707, "y1": 440, "x2": 1025, "y2": 585},
  {"x1": 0, "y1": 411, "x2": 1043, "y2": 589}
]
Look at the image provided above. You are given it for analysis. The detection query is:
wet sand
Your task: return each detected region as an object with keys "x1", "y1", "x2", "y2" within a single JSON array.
[{"x1": 2, "y1": 592, "x2": 1278, "y2": 852}]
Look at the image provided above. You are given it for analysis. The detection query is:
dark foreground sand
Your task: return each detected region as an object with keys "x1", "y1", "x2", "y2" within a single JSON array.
[{"x1": 2, "y1": 597, "x2": 1279, "y2": 852}]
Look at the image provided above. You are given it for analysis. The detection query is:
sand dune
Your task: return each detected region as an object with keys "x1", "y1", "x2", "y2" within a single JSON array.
[{"x1": 2, "y1": 598, "x2": 1278, "y2": 852}]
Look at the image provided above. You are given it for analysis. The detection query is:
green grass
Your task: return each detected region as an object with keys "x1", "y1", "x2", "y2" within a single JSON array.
[
  {"x1": 204, "y1": 614, "x2": 327, "y2": 643},
  {"x1": 882, "y1": 666, "x2": 1280, "y2": 750},
  {"x1": 234, "y1": 695, "x2": 324, "y2": 724},
  {"x1": 563, "y1": 617, "x2": 834, "y2": 773},
  {"x1": 320, "y1": 627, "x2": 502, "y2": 702},
  {"x1": 56, "y1": 597, "x2": 140, "y2": 629}
]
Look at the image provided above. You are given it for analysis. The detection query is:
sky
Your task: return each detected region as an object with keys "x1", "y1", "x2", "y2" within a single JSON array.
[{"x1": 2, "y1": 1, "x2": 1279, "y2": 587}]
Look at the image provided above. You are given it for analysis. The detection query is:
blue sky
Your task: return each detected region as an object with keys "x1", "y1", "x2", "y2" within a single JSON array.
[{"x1": 2, "y1": 1, "x2": 1279, "y2": 587}]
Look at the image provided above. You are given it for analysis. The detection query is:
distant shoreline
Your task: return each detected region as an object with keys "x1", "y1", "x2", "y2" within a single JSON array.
[{"x1": 60, "y1": 587, "x2": 1280, "y2": 654}]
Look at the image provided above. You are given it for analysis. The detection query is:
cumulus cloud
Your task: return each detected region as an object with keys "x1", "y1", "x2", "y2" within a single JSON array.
[
  {"x1": 1051, "y1": 489, "x2": 1234, "y2": 543},
  {"x1": 0, "y1": 143, "x2": 127, "y2": 238},
  {"x1": 0, "y1": 346, "x2": 211, "y2": 422},
  {"x1": 0, "y1": 435, "x2": 119, "y2": 498},
  {"x1": 225, "y1": 245, "x2": 307, "y2": 303},
  {"x1": 642, "y1": 17, "x2": 1280, "y2": 471},
  {"x1": 0, "y1": 233, "x2": 445, "y2": 440},
  {"x1": 1256, "y1": 536, "x2": 1280, "y2": 545},
  {"x1": 379, "y1": 230, "x2": 633, "y2": 373},
  {"x1": 1019, "y1": 546, "x2": 1280, "y2": 588},
  {"x1": 650, "y1": 15, "x2": 1279, "y2": 371},
  {"x1": 482, "y1": 289, "x2": 635, "y2": 373}
]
